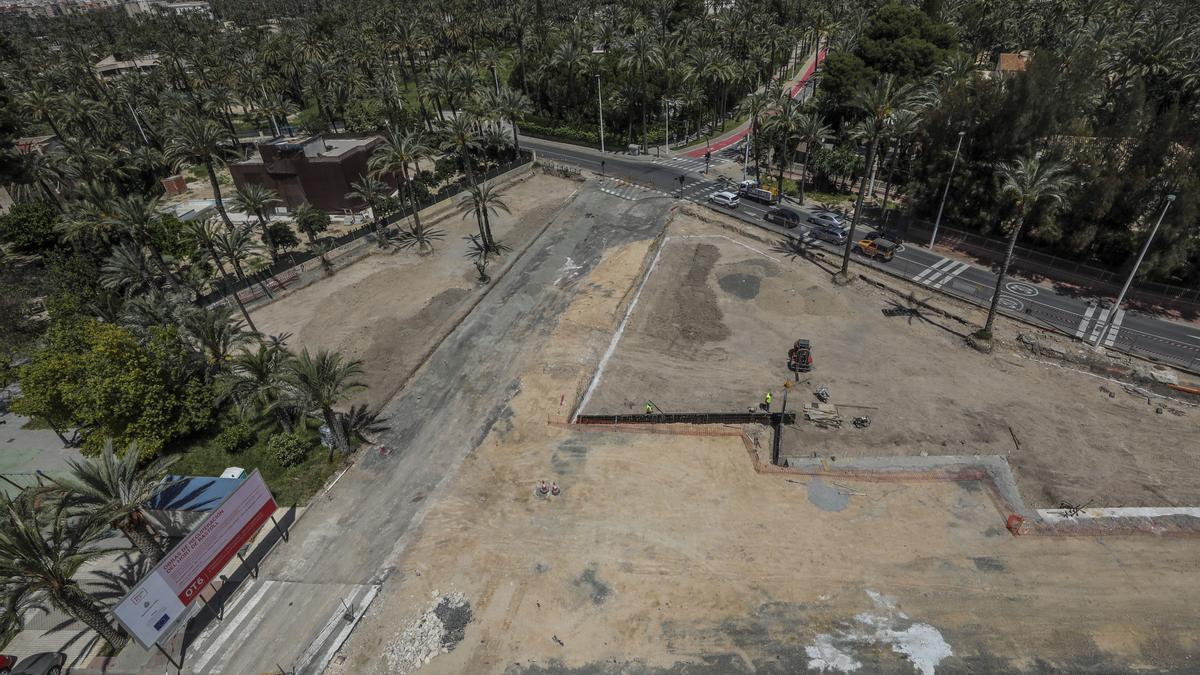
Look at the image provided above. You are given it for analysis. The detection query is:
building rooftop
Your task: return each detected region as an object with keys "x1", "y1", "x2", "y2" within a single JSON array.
[
  {"x1": 996, "y1": 51, "x2": 1031, "y2": 73},
  {"x1": 94, "y1": 53, "x2": 159, "y2": 74},
  {"x1": 146, "y1": 474, "x2": 242, "y2": 512},
  {"x1": 237, "y1": 135, "x2": 378, "y2": 165}
]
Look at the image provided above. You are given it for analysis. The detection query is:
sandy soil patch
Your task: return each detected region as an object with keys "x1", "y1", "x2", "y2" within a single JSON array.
[
  {"x1": 329, "y1": 208, "x2": 1200, "y2": 673},
  {"x1": 583, "y1": 207, "x2": 1199, "y2": 508},
  {"x1": 250, "y1": 173, "x2": 579, "y2": 408}
]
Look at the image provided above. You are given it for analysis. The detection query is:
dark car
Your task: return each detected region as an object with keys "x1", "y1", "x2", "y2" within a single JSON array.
[
  {"x1": 764, "y1": 207, "x2": 803, "y2": 229},
  {"x1": 11, "y1": 653, "x2": 65, "y2": 675},
  {"x1": 866, "y1": 229, "x2": 903, "y2": 245}
]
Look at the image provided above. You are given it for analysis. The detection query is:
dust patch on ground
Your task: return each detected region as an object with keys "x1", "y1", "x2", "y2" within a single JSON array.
[
  {"x1": 807, "y1": 476, "x2": 850, "y2": 512},
  {"x1": 718, "y1": 273, "x2": 761, "y2": 300},
  {"x1": 573, "y1": 566, "x2": 612, "y2": 606},
  {"x1": 640, "y1": 243, "x2": 731, "y2": 349}
]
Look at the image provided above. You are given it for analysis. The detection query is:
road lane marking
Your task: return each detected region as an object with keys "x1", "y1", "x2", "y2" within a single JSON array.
[
  {"x1": 931, "y1": 261, "x2": 969, "y2": 289},
  {"x1": 1074, "y1": 304, "x2": 1097, "y2": 338},
  {"x1": 1104, "y1": 309, "x2": 1126, "y2": 347}
]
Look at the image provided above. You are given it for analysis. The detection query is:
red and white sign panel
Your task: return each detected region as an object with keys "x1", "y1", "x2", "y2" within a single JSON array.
[{"x1": 115, "y1": 470, "x2": 277, "y2": 648}]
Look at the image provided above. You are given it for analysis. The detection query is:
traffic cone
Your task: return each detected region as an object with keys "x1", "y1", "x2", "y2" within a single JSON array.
[{"x1": 550, "y1": 482, "x2": 560, "y2": 496}]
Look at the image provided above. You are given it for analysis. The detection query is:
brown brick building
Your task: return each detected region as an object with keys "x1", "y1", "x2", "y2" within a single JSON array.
[{"x1": 229, "y1": 135, "x2": 384, "y2": 213}]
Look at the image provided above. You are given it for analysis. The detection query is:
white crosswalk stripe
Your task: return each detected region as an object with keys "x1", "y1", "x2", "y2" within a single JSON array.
[
  {"x1": 1088, "y1": 308, "x2": 1111, "y2": 342},
  {"x1": 190, "y1": 579, "x2": 277, "y2": 672},
  {"x1": 652, "y1": 155, "x2": 730, "y2": 173},
  {"x1": 1075, "y1": 304, "x2": 1097, "y2": 338},
  {"x1": 930, "y1": 261, "x2": 969, "y2": 289},
  {"x1": 1104, "y1": 309, "x2": 1126, "y2": 347}
]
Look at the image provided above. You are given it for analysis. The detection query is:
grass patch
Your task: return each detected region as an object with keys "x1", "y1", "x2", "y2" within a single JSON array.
[
  {"x1": 167, "y1": 413, "x2": 342, "y2": 507},
  {"x1": 806, "y1": 189, "x2": 855, "y2": 206}
]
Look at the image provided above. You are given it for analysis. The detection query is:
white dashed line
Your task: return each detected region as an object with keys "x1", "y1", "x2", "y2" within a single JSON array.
[{"x1": 1074, "y1": 304, "x2": 1097, "y2": 338}]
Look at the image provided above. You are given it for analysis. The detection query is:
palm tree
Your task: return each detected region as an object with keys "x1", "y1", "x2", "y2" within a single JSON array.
[
  {"x1": 762, "y1": 96, "x2": 803, "y2": 195},
  {"x1": 878, "y1": 109, "x2": 921, "y2": 216},
  {"x1": 620, "y1": 32, "x2": 663, "y2": 152},
  {"x1": 219, "y1": 343, "x2": 296, "y2": 433},
  {"x1": 166, "y1": 115, "x2": 238, "y2": 231},
  {"x1": 735, "y1": 89, "x2": 771, "y2": 177},
  {"x1": 457, "y1": 181, "x2": 510, "y2": 253},
  {"x1": 292, "y1": 203, "x2": 330, "y2": 244},
  {"x1": 182, "y1": 305, "x2": 251, "y2": 376},
  {"x1": 370, "y1": 130, "x2": 436, "y2": 250},
  {"x1": 838, "y1": 74, "x2": 915, "y2": 278},
  {"x1": 186, "y1": 218, "x2": 258, "y2": 332},
  {"x1": 795, "y1": 111, "x2": 832, "y2": 205},
  {"x1": 345, "y1": 175, "x2": 392, "y2": 244},
  {"x1": 494, "y1": 88, "x2": 532, "y2": 154},
  {"x1": 440, "y1": 113, "x2": 482, "y2": 185},
  {"x1": 0, "y1": 490, "x2": 128, "y2": 649},
  {"x1": 54, "y1": 442, "x2": 179, "y2": 564},
  {"x1": 100, "y1": 243, "x2": 161, "y2": 296},
  {"x1": 283, "y1": 348, "x2": 365, "y2": 459},
  {"x1": 214, "y1": 223, "x2": 273, "y2": 304},
  {"x1": 980, "y1": 155, "x2": 1074, "y2": 338},
  {"x1": 108, "y1": 194, "x2": 181, "y2": 291},
  {"x1": 231, "y1": 183, "x2": 282, "y2": 262}
]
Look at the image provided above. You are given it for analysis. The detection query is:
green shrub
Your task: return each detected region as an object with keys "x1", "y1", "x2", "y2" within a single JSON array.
[
  {"x1": 213, "y1": 421, "x2": 255, "y2": 454},
  {"x1": 268, "y1": 432, "x2": 312, "y2": 467}
]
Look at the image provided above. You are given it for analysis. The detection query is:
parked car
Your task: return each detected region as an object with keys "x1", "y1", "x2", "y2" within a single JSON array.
[
  {"x1": 866, "y1": 228, "x2": 903, "y2": 246},
  {"x1": 853, "y1": 237, "x2": 897, "y2": 261},
  {"x1": 807, "y1": 211, "x2": 845, "y2": 228},
  {"x1": 812, "y1": 224, "x2": 849, "y2": 245},
  {"x1": 11, "y1": 653, "x2": 65, "y2": 675},
  {"x1": 0, "y1": 654, "x2": 16, "y2": 674},
  {"x1": 764, "y1": 207, "x2": 803, "y2": 229},
  {"x1": 708, "y1": 191, "x2": 740, "y2": 208}
]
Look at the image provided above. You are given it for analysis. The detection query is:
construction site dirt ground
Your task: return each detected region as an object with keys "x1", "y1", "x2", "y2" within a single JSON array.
[
  {"x1": 581, "y1": 208, "x2": 1200, "y2": 508},
  {"x1": 329, "y1": 197, "x2": 1200, "y2": 674},
  {"x1": 250, "y1": 172, "x2": 580, "y2": 409}
]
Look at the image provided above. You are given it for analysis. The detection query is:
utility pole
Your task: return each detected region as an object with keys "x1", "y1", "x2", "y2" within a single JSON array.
[
  {"x1": 663, "y1": 98, "x2": 669, "y2": 157},
  {"x1": 595, "y1": 74, "x2": 605, "y2": 154},
  {"x1": 1093, "y1": 194, "x2": 1175, "y2": 349},
  {"x1": 929, "y1": 130, "x2": 965, "y2": 248}
]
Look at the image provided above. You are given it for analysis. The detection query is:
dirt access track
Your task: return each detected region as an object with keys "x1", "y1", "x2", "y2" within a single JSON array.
[
  {"x1": 251, "y1": 172, "x2": 581, "y2": 409},
  {"x1": 328, "y1": 197, "x2": 1200, "y2": 674}
]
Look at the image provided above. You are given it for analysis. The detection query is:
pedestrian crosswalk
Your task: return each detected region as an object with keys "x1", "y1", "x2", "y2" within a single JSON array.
[
  {"x1": 652, "y1": 155, "x2": 730, "y2": 173},
  {"x1": 599, "y1": 180, "x2": 668, "y2": 201},
  {"x1": 913, "y1": 257, "x2": 970, "y2": 289},
  {"x1": 1074, "y1": 303, "x2": 1126, "y2": 346}
]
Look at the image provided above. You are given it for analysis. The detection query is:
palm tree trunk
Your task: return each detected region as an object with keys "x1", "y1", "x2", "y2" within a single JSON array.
[
  {"x1": 256, "y1": 214, "x2": 278, "y2": 261},
  {"x1": 841, "y1": 134, "x2": 879, "y2": 275},
  {"x1": 641, "y1": 93, "x2": 648, "y2": 153},
  {"x1": 799, "y1": 147, "x2": 811, "y2": 205},
  {"x1": 983, "y1": 216, "x2": 1024, "y2": 336},
  {"x1": 61, "y1": 587, "x2": 128, "y2": 649},
  {"x1": 510, "y1": 120, "x2": 522, "y2": 154},
  {"x1": 322, "y1": 407, "x2": 349, "y2": 458},
  {"x1": 121, "y1": 520, "x2": 164, "y2": 563},
  {"x1": 207, "y1": 160, "x2": 237, "y2": 231},
  {"x1": 401, "y1": 164, "x2": 425, "y2": 240}
]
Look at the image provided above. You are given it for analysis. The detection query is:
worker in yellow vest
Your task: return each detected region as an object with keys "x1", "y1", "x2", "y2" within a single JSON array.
[
  {"x1": 763, "y1": 391, "x2": 772, "y2": 412},
  {"x1": 645, "y1": 401, "x2": 654, "y2": 415}
]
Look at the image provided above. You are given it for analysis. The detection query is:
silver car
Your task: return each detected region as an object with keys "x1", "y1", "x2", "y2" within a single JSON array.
[{"x1": 807, "y1": 211, "x2": 845, "y2": 228}]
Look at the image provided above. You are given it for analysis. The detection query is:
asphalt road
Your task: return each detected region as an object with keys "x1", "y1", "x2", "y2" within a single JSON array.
[
  {"x1": 173, "y1": 186, "x2": 672, "y2": 674},
  {"x1": 527, "y1": 137, "x2": 1200, "y2": 372}
]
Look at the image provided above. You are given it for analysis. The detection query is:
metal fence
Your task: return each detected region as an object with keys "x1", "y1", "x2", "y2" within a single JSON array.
[
  {"x1": 890, "y1": 214, "x2": 1200, "y2": 312},
  {"x1": 576, "y1": 412, "x2": 796, "y2": 426},
  {"x1": 200, "y1": 153, "x2": 533, "y2": 306}
]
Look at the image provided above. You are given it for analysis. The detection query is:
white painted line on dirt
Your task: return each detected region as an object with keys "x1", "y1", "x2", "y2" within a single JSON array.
[
  {"x1": 1039, "y1": 507, "x2": 1200, "y2": 521},
  {"x1": 930, "y1": 261, "x2": 969, "y2": 289},
  {"x1": 191, "y1": 580, "x2": 276, "y2": 672},
  {"x1": 572, "y1": 235, "x2": 670, "y2": 422},
  {"x1": 677, "y1": 234, "x2": 781, "y2": 262},
  {"x1": 1104, "y1": 309, "x2": 1126, "y2": 347},
  {"x1": 1074, "y1": 304, "x2": 1097, "y2": 338}
]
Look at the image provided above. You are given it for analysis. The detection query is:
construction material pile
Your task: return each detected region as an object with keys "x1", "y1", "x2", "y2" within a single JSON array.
[
  {"x1": 384, "y1": 591, "x2": 472, "y2": 674},
  {"x1": 804, "y1": 402, "x2": 842, "y2": 428}
]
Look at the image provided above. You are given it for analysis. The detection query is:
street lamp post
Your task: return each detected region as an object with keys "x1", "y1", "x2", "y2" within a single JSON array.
[
  {"x1": 663, "y1": 98, "x2": 669, "y2": 157},
  {"x1": 595, "y1": 74, "x2": 605, "y2": 154},
  {"x1": 1093, "y1": 194, "x2": 1175, "y2": 349},
  {"x1": 928, "y1": 130, "x2": 965, "y2": 248}
]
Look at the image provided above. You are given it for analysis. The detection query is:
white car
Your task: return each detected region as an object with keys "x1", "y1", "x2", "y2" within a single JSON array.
[
  {"x1": 808, "y1": 211, "x2": 845, "y2": 228},
  {"x1": 709, "y1": 191, "x2": 740, "y2": 208}
]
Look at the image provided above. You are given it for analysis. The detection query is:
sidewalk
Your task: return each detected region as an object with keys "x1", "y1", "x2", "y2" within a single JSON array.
[{"x1": 680, "y1": 47, "x2": 827, "y2": 159}]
